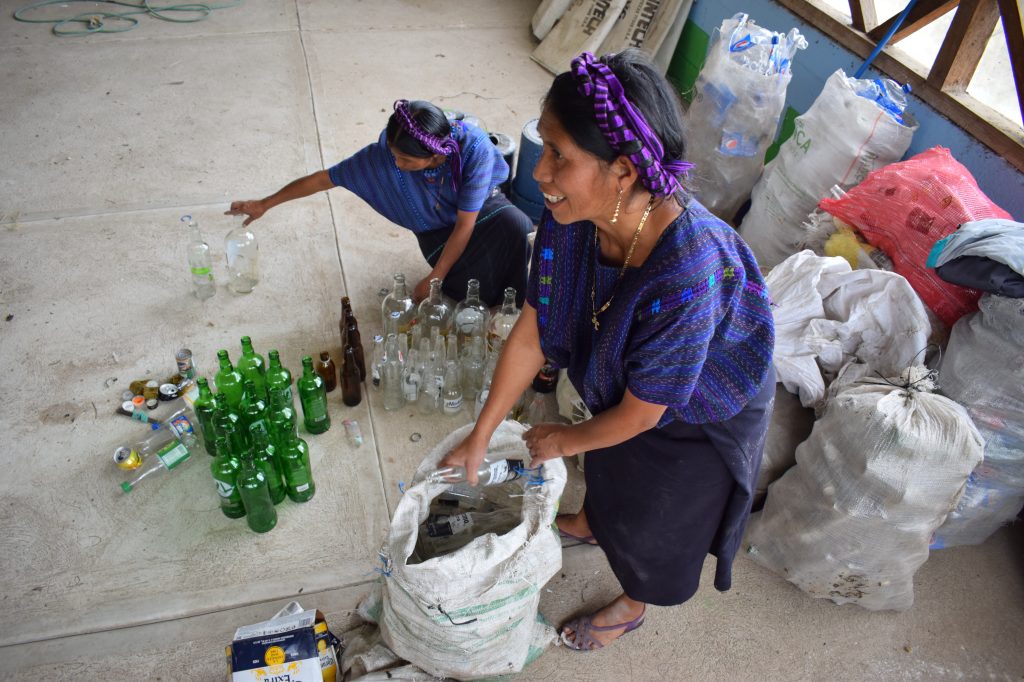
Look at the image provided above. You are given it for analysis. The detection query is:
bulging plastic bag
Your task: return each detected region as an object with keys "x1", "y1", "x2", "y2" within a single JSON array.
[
  {"x1": 933, "y1": 294, "x2": 1024, "y2": 547},
  {"x1": 739, "y1": 69, "x2": 917, "y2": 270},
  {"x1": 745, "y1": 366, "x2": 985, "y2": 611},
  {"x1": 818, "y1": 146, "x2": 1012, "y2": 328},
  {"x1": 376, "y1": 421, "x2": 566, "y2": 680},
  {"x1": 685, "y1": 13, "x2": 806, "y2": 221}
]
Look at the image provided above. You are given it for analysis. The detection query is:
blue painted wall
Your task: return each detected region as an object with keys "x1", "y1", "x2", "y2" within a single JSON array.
[{"x1": 686, "y1": 0, "x2": 1023, "y2": 220}]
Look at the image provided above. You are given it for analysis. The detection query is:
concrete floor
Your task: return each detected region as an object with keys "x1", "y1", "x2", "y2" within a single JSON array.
[{"x1": 0, "y1": 1, "x2": 1021, "y2": 679}]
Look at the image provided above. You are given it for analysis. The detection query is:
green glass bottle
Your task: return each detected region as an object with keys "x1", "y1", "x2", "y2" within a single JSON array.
[
  {"x1": 298, "y1": 356, "x2": 331, "y2": 434},
  {"x1": 209, "y1": 435, "x2": 245, "y2": 518},
  {"x1": 249, "y1": 423, "x2": 286, "y2": 505},
  {"x1": 237, "y1": 336, "x2": 267, "y2": 398},
  {"x1": 280, "y1": 433, "x2": 316, "y2": 503},
  {"x1": 267, "y1": 389, "x2": 297, "y2": 451},
  {"x1": 214, "y1": 349, "x2": 244, "y2": 408},
  {"x1": 193, "y1": 377, "x2": 219, "y2": 456},
  {"x1": 239, "y1": 378, "x2": 269, "y2": 438},
  {"x1": 237, "y1": 452, "x2": 277, "y2": 533},
  {"x1": 216, "y1": 411, "x2": 246, "y2": 460},
  {"x1": 265, "y1": 349, "x2": 294, "y2": 407}
]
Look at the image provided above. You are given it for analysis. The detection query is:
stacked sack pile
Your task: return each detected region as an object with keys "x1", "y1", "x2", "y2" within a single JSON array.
[{"x1": 728, "y1": 61, "x2": 1023, "y2": 611}]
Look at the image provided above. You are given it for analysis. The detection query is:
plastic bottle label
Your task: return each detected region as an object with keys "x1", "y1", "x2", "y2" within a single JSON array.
[{"x1": 156, "y1": 441, "x2": 190, "y2": 470}]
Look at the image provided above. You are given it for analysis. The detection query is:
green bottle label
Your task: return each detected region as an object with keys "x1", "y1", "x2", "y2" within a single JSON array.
[
  {"x1": 215, "y1": 480, "x2": 235, "y2": 498},
  {"x1": 156, "y1": 441, "x2": 190, "y2": 470},
  {"x1": 307, "y1": 398, "x2": 327, "y2": 422}
]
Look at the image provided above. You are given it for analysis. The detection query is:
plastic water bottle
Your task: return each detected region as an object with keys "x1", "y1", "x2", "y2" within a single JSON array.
[
  {"x1": 183, "y1": 215, "x2": 215, "y2": 300},
  {"x1": 224, "y1": 217, "x2": 259, "y2": 294}
]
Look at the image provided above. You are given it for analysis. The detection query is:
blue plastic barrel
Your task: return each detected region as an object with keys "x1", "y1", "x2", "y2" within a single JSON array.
[{"x1": 512, "y1": 118, "x2": 543, "y2": 209}]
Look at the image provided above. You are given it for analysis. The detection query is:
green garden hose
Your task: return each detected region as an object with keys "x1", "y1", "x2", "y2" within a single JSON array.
[{"x1": 14, "y1": 0, "x2": 243, "y2": 36}]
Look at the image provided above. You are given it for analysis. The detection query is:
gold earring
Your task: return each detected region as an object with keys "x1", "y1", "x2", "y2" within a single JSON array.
[{"x1": 610, "y1": 188, "x2": 623, "y2": 224}]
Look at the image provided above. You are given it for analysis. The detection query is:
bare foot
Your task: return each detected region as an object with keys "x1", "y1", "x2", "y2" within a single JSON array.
[{"x1": 561, "y1": 594, "x2": 647, "y2": 650}]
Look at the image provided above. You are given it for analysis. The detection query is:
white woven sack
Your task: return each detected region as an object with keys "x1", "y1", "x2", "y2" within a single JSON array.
[
  {"x1": 740, "y1": 69, "x2": 917, "y2": 270},
  {"x1": 933, "y1": 294, "x2": 1024, "y2": 547},
  {"x1": 531, "y1": 0, "x2": 629, "y2": 75},
  {"x1": 378, "y1": 421, "x2": 566, "y2": 680},
  {"x1": 745, "y1": 367, "x2": 984, "y2": 611},
  {"x1": 766, "y1": 250, "x2": 931, "y2": 409},
  {"x1": 753, "y1": 383, "x2": 815, "y2": 507}
]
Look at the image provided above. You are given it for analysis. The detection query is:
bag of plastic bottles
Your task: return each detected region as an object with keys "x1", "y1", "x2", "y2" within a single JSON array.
[
  {"x1": 745, "y1": 366, "x2": 985, "y2": 611},
  {"x1": 753, "y1": 383, "x2": 815, "y2": 508},
  {"x1": 739, "y1": 69, "x2": 917, "y2": 270},
  {"x1": 932, "y1": 294, "x2": 1024, "y2": 547},
  {"x1": 375, "y1": 421, "x2": 566, "y2": 679},
  {"x1": 685, "y1": 13, "x2": 806, "y2": 221},
  {"x1": 819, "y1": 147, "x2": 1013, "y2": 328}
]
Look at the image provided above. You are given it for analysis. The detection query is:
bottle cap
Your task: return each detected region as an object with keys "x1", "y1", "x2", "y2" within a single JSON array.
[
  {"x1": 132, "y1": 396, "x2": 146, "y2": 409},
  {"x1": 145, "y1": 398, "x2": 159, "y2": 409},
  {"x1": 121, "y1": 400, "x2": 135, "y2": 413}
]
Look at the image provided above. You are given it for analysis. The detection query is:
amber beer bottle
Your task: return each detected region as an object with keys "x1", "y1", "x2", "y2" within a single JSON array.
[
  {"x1": 339, "y1": 297, "x2": 353, "y2": 347},
  {"x1": 346, "y1": 323, "x2": 366, "y2": 381},
  {"x1": 315, "y1": 351, "x2": 337, "y2": 392},
  {"x1": 341, "y1": 346, "x2": 362, "y2": 407}
]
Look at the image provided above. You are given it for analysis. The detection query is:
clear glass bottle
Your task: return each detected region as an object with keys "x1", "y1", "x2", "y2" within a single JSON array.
[
  {"x1": 370, "y1": 334, "x2": 385, "y2": 390},
  {"x1": 453, "y1": 278, "x2": 489, "y2": 353},
  {"x1": 487, "y1": 287, "x2": 520, "y2": 354},
  {"x1": 426, "y1": 458, "x2": 525, "y2": 486},
  {"x1": 224, "y1": 217, "x2": 259, "y2": 294},
  {"x1": 461, "y1": 335, "x2": 485, "y2": 403},
  {"x1": 442, "y1": 361, "x2": 463, "y2": 415},
  {"x1": 183, "y1": 214, "x2": 215, "y2": 300},
  {"x1": 402, "y1": 349, "x2": 421, "y2": 404},
  {"x1": 474, "y1": 355, "x2": 497, "y2": 420},
  {"x1": 415, "y1": 278, "x2": 453, "y2": 339},
  {"x1": 381, "y1": 273, "x2": 416, "y2": 335},
  {"x1": 417, "y1": 359, "x2": 439, "y2": 416},
  {"x1": 383, "y1": 359, "x2": 405, "y2": 411}
]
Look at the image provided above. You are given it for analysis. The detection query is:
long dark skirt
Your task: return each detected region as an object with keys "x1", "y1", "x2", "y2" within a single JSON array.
[
  {"x1": 414, "y1": 192, "x2": 533, "y2": 307},
  {"x1": 582, "y1": 372, "x2": 775, "y2": 606}
]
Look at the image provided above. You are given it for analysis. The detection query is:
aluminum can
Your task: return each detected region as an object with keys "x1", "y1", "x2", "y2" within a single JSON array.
[
  {"x1": 113, "y1": 446, "x2": 142, "y2": 471},
  {"x1": 175, "y1": 348, "x2": 195, "y2": 379}
]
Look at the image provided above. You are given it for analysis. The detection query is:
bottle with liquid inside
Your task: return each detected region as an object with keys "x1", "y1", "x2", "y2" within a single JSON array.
[
  {"x1": 183, "y1": 214, "x2": 215, "y2": 300},
  {"x1": 381, "y1": 273, "x2": 416, "y2": 335}
]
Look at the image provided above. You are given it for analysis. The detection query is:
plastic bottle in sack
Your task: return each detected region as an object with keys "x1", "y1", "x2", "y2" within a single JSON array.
[
  {"x1": 426, "y1": 457, "x2": 524, "y2": 486},
  {"x1": 854, "y1": 77, "x2": 911, "y2": 124}
]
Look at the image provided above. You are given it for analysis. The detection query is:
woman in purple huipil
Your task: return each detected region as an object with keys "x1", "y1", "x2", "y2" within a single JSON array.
[
  {"x1": 227, "y1": 100, "x2": 532, "y2": 307},
  {"x1": 442, "y1": 50, "x2": 776, "y2": 651}
]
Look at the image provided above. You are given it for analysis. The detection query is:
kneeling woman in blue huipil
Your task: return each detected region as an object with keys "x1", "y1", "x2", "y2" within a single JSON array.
[{"x1": 228, "y1": 99, "x2": 532, "y2": 306}]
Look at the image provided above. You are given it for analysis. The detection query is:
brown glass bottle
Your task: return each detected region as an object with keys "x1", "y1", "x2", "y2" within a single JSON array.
[
  {"x1": 339, "y1": 297, "x2": 353, "y2": 347},
  {"x1": 315, "y1": 351, "x2": 337, "y2": 393},
  {"x1": 346, "y1": 323, "x2": 366, "y2": 381},
  {"x1": 341, "y1": 346, "x2": 362, "y2": 407}
]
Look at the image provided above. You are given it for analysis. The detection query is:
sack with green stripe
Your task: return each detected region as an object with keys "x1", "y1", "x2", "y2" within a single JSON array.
[{"x1": 378, "y1": 420, "x2": 565, "y2": 679}]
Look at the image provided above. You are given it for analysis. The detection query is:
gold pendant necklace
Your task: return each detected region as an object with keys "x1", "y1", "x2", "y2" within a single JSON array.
[{"x1": 591, "y1": 196, "x2": 655, "y2": 331}]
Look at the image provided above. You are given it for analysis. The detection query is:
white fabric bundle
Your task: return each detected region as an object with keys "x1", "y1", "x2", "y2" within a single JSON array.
[
  {"x1": 745, "y1": 367, "x2": 984, "y2": 610},
  {"x1": 766, "y1": 250, "x2": 931, "y2": 409}
]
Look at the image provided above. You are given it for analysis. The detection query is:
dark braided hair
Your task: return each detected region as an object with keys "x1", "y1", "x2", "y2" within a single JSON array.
[
  {"x1": 386, "y1": 100, "x2": 451, "y2": 158},
  {"x1": 544, "y1": 49, "x2": 691, "y2": 202}
]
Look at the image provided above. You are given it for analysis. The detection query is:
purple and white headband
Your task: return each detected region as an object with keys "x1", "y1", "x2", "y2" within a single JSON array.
[
  {"x1": 571, "y1": 52, "x2": 693, "y2": 197},
  {"x1": 392, "y1": 99, "x2": 462, "y2": 192}
]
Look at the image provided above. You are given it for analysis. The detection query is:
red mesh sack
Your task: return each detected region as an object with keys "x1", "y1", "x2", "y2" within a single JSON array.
[{"x1": 818, "y1": 147, "x2": 1012, "y2": 327}]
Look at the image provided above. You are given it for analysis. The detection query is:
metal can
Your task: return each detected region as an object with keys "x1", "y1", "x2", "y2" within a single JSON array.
[
  {"x1": 175, "y1": 348, "x2": 195, "y2": 379},
  {"x1": 113, "y1": 446, "x2": 142, "y2": 470},
  {"x1": 159, "y1": 383, "x2": 180, "y2": 401}
]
